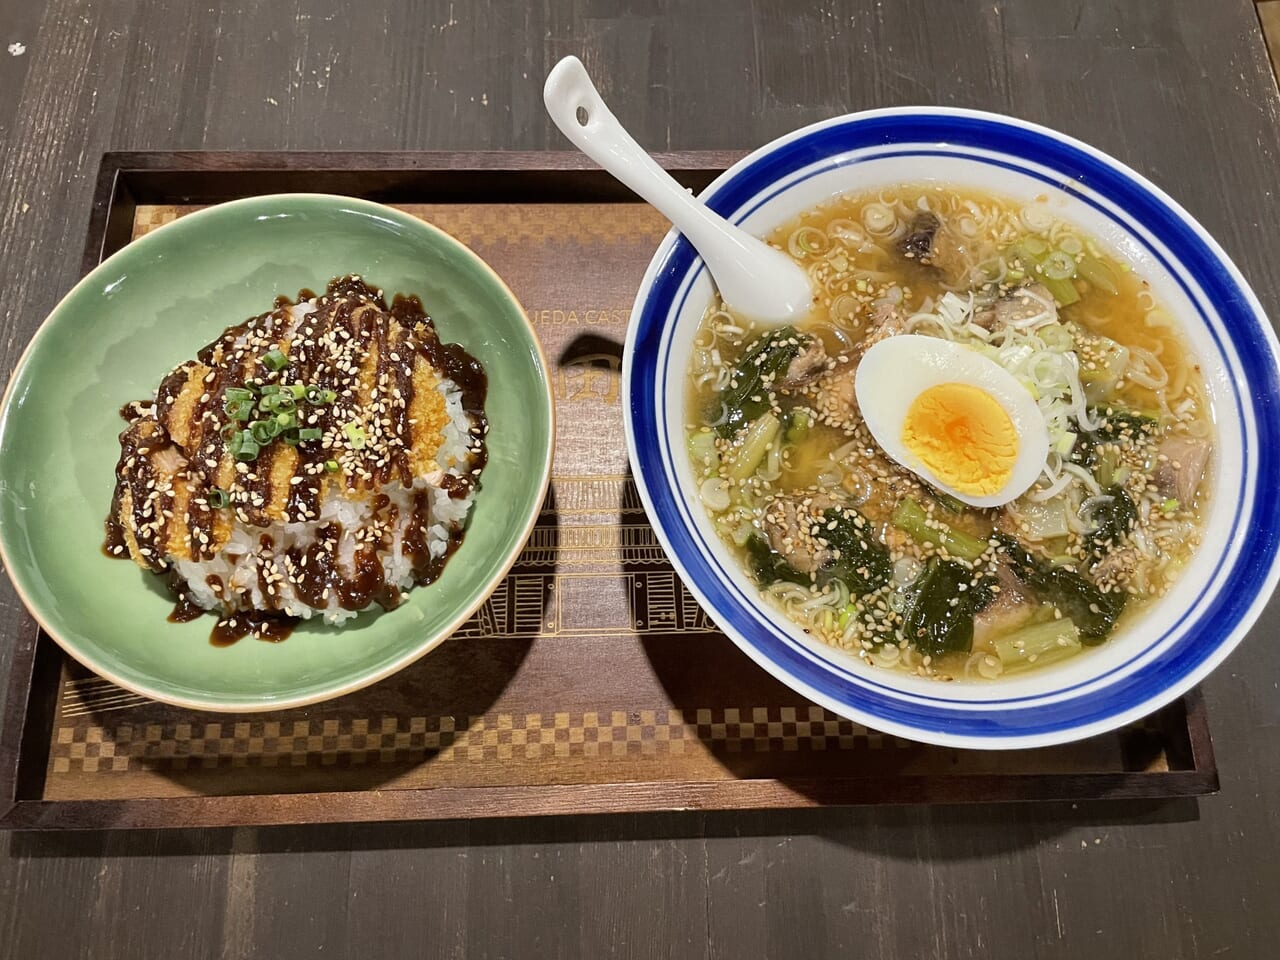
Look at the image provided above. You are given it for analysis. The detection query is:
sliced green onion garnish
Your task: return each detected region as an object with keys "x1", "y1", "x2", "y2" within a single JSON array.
[
  {"x1": 324, "y1": 459, "x2": 340, "y2": 473},
  {"x1": 305, "y1": 386, "x2": 337, "y2": 405},
  {"x1": 286, "y1": 383, "x2": 307, "y2": 399},
  {"x1": 343, "y1": 421, "x2": 367, "y2": 450},
  {"x1": 275, "y1": 411, "x2": 298, "y2": 430},
  {"x1": 224, "y1": 398, "x2": 253, "y2": 421},
  {"x1": 225, "y1": 386, "x2": 255, "y2": 402},
  {"x1": 1042, "y1": 249, "x2": 1078, "y2": 281},
  {"x1": 207, "y1": 487, "x2": 230, "y2": 509},
  {"x1": 250, "y1": 419, "x2": 281, "y2": 444},
  {"x1": 264, "y1": 393, "x2": 296, "y2": 414},
  {"x1": 297, "y1": 427, "x2": 322, "y2": 441},
  {"x1": 282, "y1": 432, "x2": 300, "y2": 446},
  {"x1": 258, "y1": 384, "x2": 281, "y2": 397},
  {"x1": 220, "y1": 423, "x2": 239, "y2": 441},
  {"x1": 234, "y1": 439, "x2": 260, "y2": 462},
  {"x1": 262, "y1": 348, "x2": 288, "y2": 371}
]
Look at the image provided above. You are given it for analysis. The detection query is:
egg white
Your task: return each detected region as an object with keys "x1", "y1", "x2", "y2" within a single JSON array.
[{"x1": 854, "y1": 335, "x2": 1050, "y2": 508}]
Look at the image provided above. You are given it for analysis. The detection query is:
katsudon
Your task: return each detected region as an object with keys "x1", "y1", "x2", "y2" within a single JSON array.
[{"x1": 105, "y1": 275, "x2": 489, "y2": 644}]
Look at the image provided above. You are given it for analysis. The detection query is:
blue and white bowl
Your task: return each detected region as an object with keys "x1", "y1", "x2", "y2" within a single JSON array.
[{"x1": 623, "y1": 107, "x2": 1280, "y2": 749}]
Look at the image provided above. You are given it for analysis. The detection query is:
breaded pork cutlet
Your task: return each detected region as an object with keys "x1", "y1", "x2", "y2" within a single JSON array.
[{"x1": 106, "y1": 276, "x2": 488, "y2": 642}]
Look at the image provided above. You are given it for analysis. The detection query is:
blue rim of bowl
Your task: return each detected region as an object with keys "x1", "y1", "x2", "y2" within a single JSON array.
[
  {"x1": 624, "y1": 107, "x2": 1280, "y2": 748},
  {"x1": 0, "y1": 194, "x2": 556, "y2": 712}
]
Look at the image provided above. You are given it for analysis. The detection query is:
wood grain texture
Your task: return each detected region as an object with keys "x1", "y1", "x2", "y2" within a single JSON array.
[{"x1": 0, "y1": 1, "x2": 1279, "y2": 957}]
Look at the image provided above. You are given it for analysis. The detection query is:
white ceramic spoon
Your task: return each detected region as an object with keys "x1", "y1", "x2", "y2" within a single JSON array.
[{"x1": 543, "y1": 56, "x2": 814, "y2": 326}]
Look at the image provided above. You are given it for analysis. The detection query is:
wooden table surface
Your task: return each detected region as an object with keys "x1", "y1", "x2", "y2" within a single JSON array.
[{"x1": 2, "y1": 1, "x2": 1279, "y2": 957}]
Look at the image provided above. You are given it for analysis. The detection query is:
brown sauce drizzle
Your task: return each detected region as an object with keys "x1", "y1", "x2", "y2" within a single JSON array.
[
  {"x1": 166, "y1": 571, "x2": 206, "y2": 623},
  {"x1": 104, "y1": 275, "x2": 489, "y2": 645},
  {"x1": 210, "y1": 611, "x2": 299, "y2": 647}
]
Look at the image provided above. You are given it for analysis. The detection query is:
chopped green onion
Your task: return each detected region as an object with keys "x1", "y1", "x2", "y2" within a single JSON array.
[
  {"x1": 206, "y1": 488, "x2": 230, "y2": 509},
  {"x1": 282, "y1": 432, "x2": 300, "y2": 446},
  {"x1": 837, "y1": 601, "x2": 856, "y2": 631},
  {"x1": 1161, "y1": 498, "x2": 1179, "y2": 514},
  {"x1": 297, "y1": 427, "x2": 322, "y2": 441},
  {"x1": 275, "y1": 411, "x2": 298, "y2": 430},
  {"x1": 220, "y1": 423, "x2": 239, "y2": 441},
  {"x1": 343, "y1": 421, "x2": 367, "y2": 450},
  {"x1": 227, "y1": 430, "x2": 245, "y2": 457},
  {"x1": 224, "y1": 386, "x2": 255, "y2": 402},
  {"x1": 305, "y1": 386, "x2": 337, "y2": 405},
  {"x1": 258, "y1": 384, "x2": 281, "y2": 397},
  {"x1": 263, "y1": 393, "x2": 296, "y2": 414},
  {"x1": 1020, "y1": 236, "x2": 1050, "y2": 258},
  {"x1": 286, "y1": 383, "x2": 307, "y2": 399},
  {"x1": 234, "y1": 439, "x2": 260, "y2": 462},
  {"x1": 324, "y1": 459, "x2": 340, "y2": 473},
  {"x1": 1042, "y1": 249, "x2": 1078, "y2": 281},
  {"x1": 250, "y1": 419, "x2": 281, "y2": 444},
  {"x1": 224, "y1": 398, "x2": 253, "y2": 421},
  {"x1": 262, "y1": 348, "x2": 288, "y2": 371}
]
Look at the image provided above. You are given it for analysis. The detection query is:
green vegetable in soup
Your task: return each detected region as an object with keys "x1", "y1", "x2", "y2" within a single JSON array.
[
  {"x1": 1076, "y1": 332, "x2": 1129, "y2": 404},
  {"x1": 992, "y1": 618, "x2": 1082, "y2": 671},
  {"x1": 1091, "y1": 445, "x2": 1121, "y2": 488},
  {"x1": 820, "y1": 508, "x2": 893, "y2": 594},
  {"x1": 1073, "y1": 407, "x2": 1158, "y2": 480},
  {"x1": 746, "y1": 507, "x2": 891, "y2": 597},
  {"x1": 1016, "y1": 497, "x2": 1072, "y2": 542},
  {"x1": 716, "y1": 327, "x2": 807, "y2": 438},
  {"x1": 902, "y1": 557, "x2": 996, "y2": 657},
  {"x1": 892, "y1": 498, "x2": 988, "y2": 561},
  {"x1": 1009, "y1": 240, "x2": 1081, "y2": 306},
  {"x1": 925, "y1": 486, "x2": 967, "y2": 515},
  {"x1": 745, "y1": 534, "x2": 810, "y2": 588},
  {"x1": 1038, "y1": 274, "x2": 1081, "y2": 307},
  {"x1": 725, "y1": 412, "x2": 781, "y2": 481},
  {"x1": 995, "y1": 535, "x2": 1125, "y2": 644},
  {"x1": 687, "y1": 430, "x2": 720, "y2": 471},
  {"x1": 783, "y1": 409, "x2": 811, "y2": 444},
  {"x1": 1083, "y1": 484, "x2": 1137, "y2": 564},
  {"x1": 1076, "y1": 254, "x2": 1120, "y2": 295}
]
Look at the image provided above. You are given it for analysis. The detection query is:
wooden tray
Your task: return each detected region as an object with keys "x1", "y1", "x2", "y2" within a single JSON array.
[{"x1": 0, "y1": 151, "x2": 1218, "y2": 829}]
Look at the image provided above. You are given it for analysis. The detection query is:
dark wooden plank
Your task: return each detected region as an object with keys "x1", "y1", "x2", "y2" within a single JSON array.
[{"x1": 1, "y1": 1, "x2": 1279, "y2": 959}]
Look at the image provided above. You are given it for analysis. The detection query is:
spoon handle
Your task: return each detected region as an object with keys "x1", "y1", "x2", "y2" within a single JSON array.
[
  {"x1": 542, "y1": 56, "x2": 739, "y2": 255},
  {"x1": 543, "y1": 56, "x2": 813, "y2": 325}
]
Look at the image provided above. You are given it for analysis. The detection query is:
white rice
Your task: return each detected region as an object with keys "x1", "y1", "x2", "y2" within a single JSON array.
[{"x1": 173, "y1": 378, "x2": 477, "y2": 625}]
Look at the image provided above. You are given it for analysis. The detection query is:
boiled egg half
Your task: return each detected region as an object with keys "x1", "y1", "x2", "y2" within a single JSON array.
[{"x1": 854, "y1": 335, "x2": 1049, "y2": 508}]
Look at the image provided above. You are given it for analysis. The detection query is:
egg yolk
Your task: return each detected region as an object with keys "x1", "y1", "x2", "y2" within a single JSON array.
[{"x1": 901, "y1": 383, "x2": 1018, "y2": 496}]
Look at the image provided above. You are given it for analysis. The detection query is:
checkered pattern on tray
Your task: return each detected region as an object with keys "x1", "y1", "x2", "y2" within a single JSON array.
[{"x1": 50, "y1": 707, "x2": 898, "y2": 773}]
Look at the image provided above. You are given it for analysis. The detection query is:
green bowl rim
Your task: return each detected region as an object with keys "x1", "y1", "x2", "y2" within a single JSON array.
[{"x1": 0, "y1": 193, "x2": 555, "y2": 712}]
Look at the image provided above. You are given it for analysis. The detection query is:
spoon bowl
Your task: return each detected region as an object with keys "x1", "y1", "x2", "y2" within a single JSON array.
[{"x1": 542, "y1": 56, "x2": 813, "y2": 326}]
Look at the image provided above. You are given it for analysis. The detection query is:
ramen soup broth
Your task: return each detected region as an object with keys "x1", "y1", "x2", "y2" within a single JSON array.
[{"x1": 685, "y1": 185, "x2": 1212, "y2": 682}]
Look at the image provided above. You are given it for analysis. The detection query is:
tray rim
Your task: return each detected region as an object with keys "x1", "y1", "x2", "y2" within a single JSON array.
[{"x1": 0, "y1": 149, "x2": 1219, "y2": 830}]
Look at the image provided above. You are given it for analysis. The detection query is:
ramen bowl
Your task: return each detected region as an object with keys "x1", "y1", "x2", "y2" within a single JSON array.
[{"x1": 623, "y1": 107, "x2": 1280, "y2": 748}]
